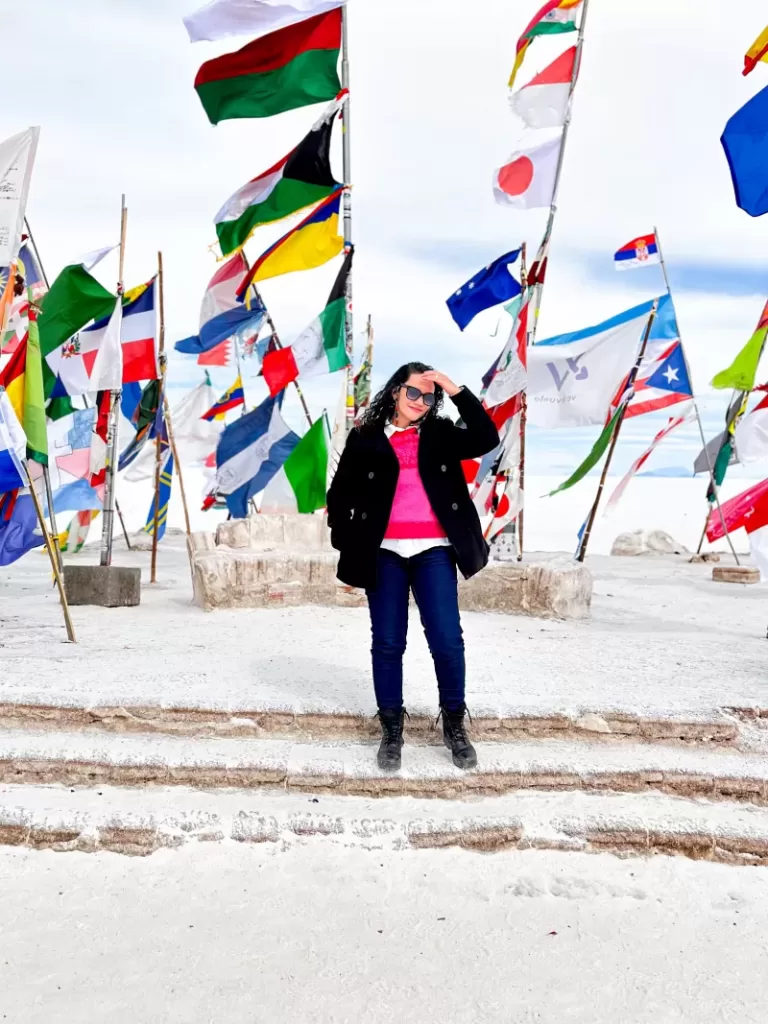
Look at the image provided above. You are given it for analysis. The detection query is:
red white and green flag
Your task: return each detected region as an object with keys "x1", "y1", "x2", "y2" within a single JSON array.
[
  {"x1": 194, "y1": 8, "x2": 342, "y2": 123},
  {"x1": 508, "y1": 0, "x2": 582, "y2": 90},
  {"x1": 214, "y1": 93, "x2": 345, "y2": 256},
  {"x1": 261, "y1": 248, "x2": 351, "y2": 395}
]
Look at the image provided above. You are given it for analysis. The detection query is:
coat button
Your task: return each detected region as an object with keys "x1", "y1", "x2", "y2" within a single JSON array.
[
  {"x1": 441, "y1": 465, "x2": 447, "y2": 472},
  {"x1": 368, "y1": 471, "x2": 374, "y2": 479},
  {"x1": 451, "y1": 502, "x2": 458, "y2": 511},
  {"x1": 361, "y1": 512, "x2": 367, "y2": 520}
]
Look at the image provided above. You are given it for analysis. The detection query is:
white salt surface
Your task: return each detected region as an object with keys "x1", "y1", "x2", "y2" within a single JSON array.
[
  {"x1": 1, "y1": 534, "x2": 767, "y2": 720},
  {"x1": 1, "y1": 842, "x2": 768, "y2": 1023}
]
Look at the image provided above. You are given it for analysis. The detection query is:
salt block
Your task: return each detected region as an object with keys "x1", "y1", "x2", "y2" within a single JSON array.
[
  {"x1": 712, "y1": 566, "x2": 760, "y2": 585},
  {"x1": 459, "y1": 559, "x2": 592, "y2": 620},
  {"x1": 64, "y1": 565, "x2": 141, "y2": 607}
]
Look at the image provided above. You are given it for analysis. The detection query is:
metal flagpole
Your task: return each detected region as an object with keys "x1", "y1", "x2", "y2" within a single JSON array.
[
  {"x1": 527, "y1": 0, "x2": 590, "y2": 347},
  {"x1": 653, "y1": 225, "x2": 740, "y2": 565},
  {"x1": 577, "y1": 300, "x2": 658, "y2": 563},
  {"x1": 516, "y1": 243, "x2": 528, "y2": 559},
  {"x1": 100, "y1": 194, "x2": 127, "y2": 567},
  {"x1": 150, "y1": 252, "x2": 166, "y2": 584},
  {"x1": 341, "y1": 5, "x2": 355, "y2": 438}
]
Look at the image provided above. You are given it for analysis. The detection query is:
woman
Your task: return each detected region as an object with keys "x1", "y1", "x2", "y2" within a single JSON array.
[{"x1": 327, "y1": 362, "x2": 499, "y2": 773}]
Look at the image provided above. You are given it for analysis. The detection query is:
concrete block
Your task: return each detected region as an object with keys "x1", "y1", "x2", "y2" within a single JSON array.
[{"x1": 64, "y1": 565, "x2": 141, "y2": 608}]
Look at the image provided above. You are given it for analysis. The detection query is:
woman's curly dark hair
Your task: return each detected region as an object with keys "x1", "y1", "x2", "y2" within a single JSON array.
[{"x1": 359, "y1": 362, "x2": 445, "y2": 434}]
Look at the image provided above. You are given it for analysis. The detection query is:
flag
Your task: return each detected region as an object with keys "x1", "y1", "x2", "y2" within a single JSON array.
[
  {"x1": 604, "y1": 414, "x2": 689, "y2": 514},
  {"x1": 484, "y1": 297, "x2": 530, "y2": 407},
  {"x1": 614, "y1": 233, "x2": 660, "y2": 271},
  {"x1": 124, "y1": 380, "x2": 224, "y2": 482},
  {"x1": 143, "y1": 434, "x2": 173, "y2": 542},
  {"x1": 215, "y1": 392, "x2": 300, "y2": 517},
  {"x1": 493, "y1": 135, "x2": 562, "y2": 209},
  {"x1": 487, "y1": 476, "x2": 523, "y2": 542},
  {"x1": 446, "y1": 249, "x2": 522, "y2": 332},
  {"x1": 22, "y1": 304, "x2": 47, "y2": 464},
  {"x1": 326, "y1": 369, "x2": 348, "y2": 488},
  {"x1": 509, "y1": 46, "x2": 576, "y2": 129},
  {"x1": 261, "y1": 248, "x2": 351, "y2": 394},
  {"x1": 711, "y1": 299, "x2": 768, "y2": 391},
  {"x1": 215, "y1": 93, "x2": 344, "y2": 256},
  {"x1": 721, "y1": 84, "x2": 768, "y2": 218},
  {"x1": 527, "y1": 298, "x2": 655, "y2": 428},
  {"x1": 0, "y1": 127, "x2": 40, "y2": 269},
  {"x1": 194, "y1": 9, "x2": 342, "y2": 124},
  {"x1": 0, "y1": 387, "x2": 26, "y2": 493},
  {"x1": 547, "y1": 400, "x2": 626, "y2": 497},
  {"x1": 202, "y1": 375, "x2": 245, "y2": 420},
  {"x1": 237, "y1": 187, "x2": 344, "y2": 293},
  {"x1": 118, "y1": 379, "x2": 161, "y2": 472},
  {"x1": 0, "y1": 492, "x2": 41, "y2": 566},
  {"x1": 46, "y1": 406, "x2": 99, "y2": 495},
  {"x1": 508, "y1": 0, "x2": 582, "y2": 90},
  {"x1": 85, "y1": 297, "x2": 123, "y2": 393},
  {"x1": 58, "y1": 509, "x2": 98, "y2": 553},
  {"x1": 184, "y1": 0, "x2": 346, "y2": 42},
  {"x1": 175, "y1": 252, "x2": 266, "y2": 357},
  {"x1": 704, "y1": 478, "x2": 768, "y2": 581},
  {"x1": 261, "y1": 414, "x2": 328, "y2": 513},
  {"x1": 37, "y1": 263, "x2": 115, "y2": 364},
  {"x1": 197, "y1": 339, "x2": 232, "y2": 366},
  {"x1": 625, "y1": 340, "x2": 693, "y2": 418},
  {"x1": 744, "y1": 26, "x2": 768, "y2": 76},
  {"x1": 354, "y1": 343, "x2": 372, "y2": 421},
  {"x1": 735, "y1": 392, "x2": 768, "y2": 464}
]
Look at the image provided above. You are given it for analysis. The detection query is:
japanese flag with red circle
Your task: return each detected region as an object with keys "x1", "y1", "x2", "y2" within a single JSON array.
[{"x1": 493, "y1": 134, "x2": 562, "y2": 209}]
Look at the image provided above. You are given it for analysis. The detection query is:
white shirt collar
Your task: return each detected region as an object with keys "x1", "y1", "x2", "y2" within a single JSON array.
[{"x1": 385, "y1": 421, "x2": 420, "y2": 437}]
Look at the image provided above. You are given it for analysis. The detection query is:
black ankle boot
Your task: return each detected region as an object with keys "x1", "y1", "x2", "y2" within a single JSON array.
[
  {"x1": 439, "y1": 705, "x2": 477, "y2": 770},
  {"x1": 377, "y1": 707, "x2": 406, "y2": 771}
]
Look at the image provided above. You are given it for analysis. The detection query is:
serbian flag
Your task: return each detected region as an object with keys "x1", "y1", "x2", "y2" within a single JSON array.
[{"x1": 614, "y1": 234, "x2": 660, "y2": 271}]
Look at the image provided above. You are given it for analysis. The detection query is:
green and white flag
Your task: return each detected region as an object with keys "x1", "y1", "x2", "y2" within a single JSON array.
[
  {"x1": 547, "y1": 402, "x2": 625, "y2": 497},
  {"x1": 261, "y1": 414, "x2": 329, "y2": 514}
]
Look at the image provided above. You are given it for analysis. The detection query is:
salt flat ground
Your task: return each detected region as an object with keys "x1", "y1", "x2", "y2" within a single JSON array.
[
  {"x1": 1, "y1": 842, "x2": 767, "y2": 1024},
  {"x1": 1, "y1": 534, "x2": 766, "y2": 720}
]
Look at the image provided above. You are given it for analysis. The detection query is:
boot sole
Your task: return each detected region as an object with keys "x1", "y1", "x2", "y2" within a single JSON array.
[{"x1": 377, "y1": 757, "x2": 402, "y2": 772}]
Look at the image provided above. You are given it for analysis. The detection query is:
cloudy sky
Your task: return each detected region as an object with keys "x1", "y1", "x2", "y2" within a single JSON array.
[{"x1": 7, "y1": 0, "x2": 768, "y2": 477}]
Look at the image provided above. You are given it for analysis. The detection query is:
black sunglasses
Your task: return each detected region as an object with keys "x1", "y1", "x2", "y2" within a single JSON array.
[{"x1": 400, "y1": 384, "x2": 436, "y2": 408}]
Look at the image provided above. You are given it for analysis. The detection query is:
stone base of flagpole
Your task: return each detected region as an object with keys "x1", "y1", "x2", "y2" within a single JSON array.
[
  {"x1": 712, "y1": 566, "x2": 760, "y2": 585},
  {"x1": 63, "y1": 565, "x2": 142, "y2": 608}
]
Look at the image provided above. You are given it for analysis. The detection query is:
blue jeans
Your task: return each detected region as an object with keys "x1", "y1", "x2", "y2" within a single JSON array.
[{"x1": 366, "y1": 546, "x2": 466, "y2": 712}]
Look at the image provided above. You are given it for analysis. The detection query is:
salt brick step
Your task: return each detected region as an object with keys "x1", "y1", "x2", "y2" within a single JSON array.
[
  {"x1": 0, "y1": 730, "x2": 766, "y2": 803},
  {"x1": 3, "y1": 784, "x2": 768, "y2": 866},
  {"x1": 0, "y1": 702, "x2": 738, "y2": 747}
]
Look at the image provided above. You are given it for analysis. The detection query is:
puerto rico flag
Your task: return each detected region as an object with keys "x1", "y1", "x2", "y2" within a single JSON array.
[{"x1": 614, "y1": 234, "x2": 660, "y2": 271}]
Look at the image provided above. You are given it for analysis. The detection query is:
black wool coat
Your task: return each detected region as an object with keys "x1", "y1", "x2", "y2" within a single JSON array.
[{"x1": 326, "y1": 388, "x2": 500, "y2": 590}]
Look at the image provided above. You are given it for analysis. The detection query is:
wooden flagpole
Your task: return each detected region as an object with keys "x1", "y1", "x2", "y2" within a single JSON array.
[
  {"x1": 24, "y1": 465, "x2": 76, "y2": 642},
  {"x1": 576, "y1": 300, "x2": 659, "y2": 563},
  {"x1": 163, "y1": 394, "x2": 191, "y2": 536},
  {"x1": 653, "y1": 225, "x2": 740, "y2": 564},
  {"x1": 150, "y1": 251, "x2": 166, "y2": 583},
  {"x1": 99, "y1": 194, "x2": 127, "y2": 567},
  {"x1": 516, "y1": 243, "x2": 528, "y2": 559},
  {"x1": 341, "y1": 7, "x2": 355, "y2": 439}
]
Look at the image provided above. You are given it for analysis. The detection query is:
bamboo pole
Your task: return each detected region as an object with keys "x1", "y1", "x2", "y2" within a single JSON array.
[
  {"x1": 653, "y1": 226, "x2": 740, "y2": 565},
  {"x1": 99, "y1": 194, "x2": 127, "y2": 567},
  {"x1": 25, "y1": 465, "x2": 76, "y2": 642},
  {"x1": 163, "y1": 395, "x2": 191, "y2": 536},
  {"x1": 576, "y1": 300, "x2": 659, "y2": 563},
  {"x1": 150, "y1": 252, "x2": 166, "y2": 583}
]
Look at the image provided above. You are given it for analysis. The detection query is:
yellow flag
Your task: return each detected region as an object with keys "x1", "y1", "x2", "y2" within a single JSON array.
[{"x1": 745, "y1": 26, "x2": 768, "y2": 76}]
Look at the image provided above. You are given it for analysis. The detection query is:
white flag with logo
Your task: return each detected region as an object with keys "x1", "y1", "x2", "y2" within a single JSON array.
[{"x1": 527, "y1": 300, "x2": 656, "y2": 429}]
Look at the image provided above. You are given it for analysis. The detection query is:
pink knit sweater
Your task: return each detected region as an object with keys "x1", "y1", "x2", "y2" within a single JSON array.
[{"x1": 384, "y1": 428, "x2": 447, "y2": 540}]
